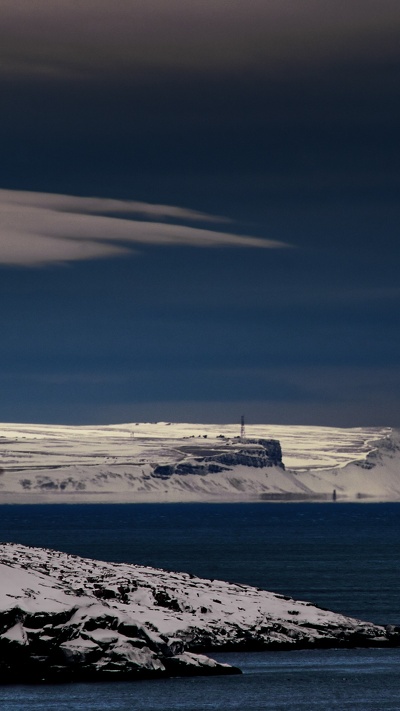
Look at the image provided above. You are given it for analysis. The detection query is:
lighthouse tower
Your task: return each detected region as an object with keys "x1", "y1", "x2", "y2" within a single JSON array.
[{"x1": 240, "y1": 415, "x2": 245, "y2": 442}]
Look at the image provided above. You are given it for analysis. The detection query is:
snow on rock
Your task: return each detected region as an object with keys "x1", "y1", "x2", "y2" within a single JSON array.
[
  {"x1": 0, "y1": 543, "x2": 399, "y2": 683},
  {"x1": 0, "y1": 422, "x2": 398, "y2": 503}
]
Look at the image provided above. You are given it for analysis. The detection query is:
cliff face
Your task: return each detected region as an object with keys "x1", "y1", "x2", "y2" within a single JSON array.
[
  {"x1": 153, "y1": 439, "x2": 284, "y2": 479},
  {"x1": 206, "y1": 439, "x2": 284, "y2": 469}
]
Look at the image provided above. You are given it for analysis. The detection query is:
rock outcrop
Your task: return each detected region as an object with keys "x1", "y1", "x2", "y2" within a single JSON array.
[
  {"x1": 0, "y1": 543, "x2": 399, "y2": 684},
  {"x1": 152, "y1": 439, "x2": 284, "y2": 479}
]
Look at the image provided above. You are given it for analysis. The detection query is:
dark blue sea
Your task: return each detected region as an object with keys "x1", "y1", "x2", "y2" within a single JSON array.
[{"x1": 0, "y1": 503, "x2": 400, "y2": 709}]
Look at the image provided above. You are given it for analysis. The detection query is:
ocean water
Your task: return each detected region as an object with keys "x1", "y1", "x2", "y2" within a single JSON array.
[{"x1": 1, "y1": 503, "x2": 400, "y2": 709}]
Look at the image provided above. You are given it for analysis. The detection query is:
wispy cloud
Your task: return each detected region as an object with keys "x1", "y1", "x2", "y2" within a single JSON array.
[
  {"x1": 0, "y1": 189, "x2": 289, "y2": 267},
  {"x1": 1, "y1": 1, "x2": 399, "y2": 79},
  {"x1": 1, "y1": 190, "x2": 229, "y2": 224}
]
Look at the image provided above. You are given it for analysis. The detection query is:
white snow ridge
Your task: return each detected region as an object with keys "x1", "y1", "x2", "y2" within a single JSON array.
[
  {"x1": 0, "y1": 543, "x2": 399, "y2": 683},
  {"x1": 0, "y1": 422, "x2": 399, "y2": 503}
]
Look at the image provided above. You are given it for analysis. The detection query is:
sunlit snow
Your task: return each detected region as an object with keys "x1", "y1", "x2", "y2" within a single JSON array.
[{"x1": 0, "y1": 422, "x2": 398, "y2": 503}]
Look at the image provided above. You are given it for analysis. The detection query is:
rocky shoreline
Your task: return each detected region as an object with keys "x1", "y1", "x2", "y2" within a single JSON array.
[{"x1": 0, "y1": 543, "x2": 399, "y2": 683}]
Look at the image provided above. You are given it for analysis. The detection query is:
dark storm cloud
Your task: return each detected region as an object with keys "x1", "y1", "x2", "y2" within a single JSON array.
[
  {"x1": 2, "y1": 0, "x2": 398, "y2": 206},
  {"x1": 2, "y1": 362, "x2": 399, "y2": 427},
  {"x1": 1, "y1": 1, "x2": 399, "y2": 79},
  {"x1": 1, "y1": 1, "x2": 399, "y2": 427}
]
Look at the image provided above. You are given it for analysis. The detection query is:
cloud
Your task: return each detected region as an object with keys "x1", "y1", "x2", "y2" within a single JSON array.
[
  {"x1": 1, "y1": 1, "x2": 399, "y2": 80},
  {"x1": 1, "y1": 190, "x2": 229, "y2": 224},
  {"x1": 0, "y1": 189, "x2": 289, "y2": 267}
]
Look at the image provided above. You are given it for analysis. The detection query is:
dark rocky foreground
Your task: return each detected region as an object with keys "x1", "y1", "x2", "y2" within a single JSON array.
[
  {"x1": 0, "y1": 542, "x2": 399, "y2": 684},
  {"x1": 0, "y1": 607, "x2": 241, "y2": 683}
]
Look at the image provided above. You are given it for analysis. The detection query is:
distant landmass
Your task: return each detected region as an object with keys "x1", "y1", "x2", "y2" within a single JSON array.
[{"x1": 0, "y1": 422, "x2": 399, "y2": 503}]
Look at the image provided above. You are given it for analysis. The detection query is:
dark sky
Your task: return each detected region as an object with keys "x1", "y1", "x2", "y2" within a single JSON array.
[{"x1": 1, "y1": 1, "x2": 399, "y2": 426}]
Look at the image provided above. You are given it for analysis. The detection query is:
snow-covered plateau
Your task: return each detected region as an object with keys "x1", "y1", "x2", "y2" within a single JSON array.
[
  {"x1": 0, "y1": 422, "x2": 399, "y2": 503},
  {"x1": 0, "y1": 542, "x2": 399, "y2": 683}
]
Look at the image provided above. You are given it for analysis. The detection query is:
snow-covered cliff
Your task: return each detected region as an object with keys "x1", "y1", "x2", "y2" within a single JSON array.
[
  {"x1": 0, "y1": 543, "x2": 398, "y2": 683},
  {"x1": 0, "y1": 422, "x2": 398, "y2": 503}
]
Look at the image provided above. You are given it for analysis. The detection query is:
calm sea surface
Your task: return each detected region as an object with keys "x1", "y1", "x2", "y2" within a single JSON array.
[{"x1": 0, "y1": 502, "x2": 399, "y2": 709}]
